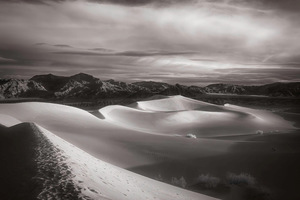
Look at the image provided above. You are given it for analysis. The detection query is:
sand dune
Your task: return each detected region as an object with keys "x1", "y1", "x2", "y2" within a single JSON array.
[
  {"x1": 0, "y1": 102, "x2": 106, "y2": 129},
  {"x1": 0, "y1": 96, "x2": 297, "y2": 199},
  {"x1": 100, "y1": 95, "x2": 294, "y2": 136},
  {"x1": 0, "y1": 114, "x2": 21, "y2": 127},
  {"x1": 100, "y1": 105, "x2": 245, "y2": 135},
  {"x1": 0, "y1": 96, "x2": 295, "y2": 169},
  {"x1": 0, "y1": 96, "x2": 292, "y2": 138},
  {"x1": 39, "y1": 124, "x2": 216, "y2": 200},
  {"x1": 133, "y1": 95, "x2": 224, "y2": 112},
  {"x1": 0, "y1": 100, "x2": 234, "y2": 168},
  {"x1": 0, "y1": 122, "x2": 216, "y2": 200}
]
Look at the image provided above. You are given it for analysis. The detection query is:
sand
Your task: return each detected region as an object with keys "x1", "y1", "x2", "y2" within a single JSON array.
[
  {"x1": 100, "y1": 95, "x2": 294, "y2": 136},
  {"x1": 0, "y1": 95, "x2": 297, "y2": 200},
  {"x1": 0, "y1": 121, "x2": 217, "y2": 200},
  {"x1": 0, "y1": 96, "x2": 294, "y2": 168},
  {"x1": 0, "y1": 99, "x2": 235, "y2": 168}
]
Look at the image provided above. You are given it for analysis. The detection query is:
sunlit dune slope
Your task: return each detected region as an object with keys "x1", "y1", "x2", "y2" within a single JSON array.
[
  {"x1": 133, "y1": 95, "x2": 224, "y2": 112},
  {"x1": 0, "y1": 114, "x2": 21, "y2": 127},
  {"x1": 0, "y1": 102, "x2": 106, "y2": 129},
  {"x1": 0, "y1": 122, "x2": 217, "y2": 200},
  {"x1": 100, "y1": 95, "x2": 294, "y2": 136},
  {"x1": 39, "y1": 124, "x2": 217, "y2": 200},
  {"x1": 0, "y1": 101, "x2": 234, "y2": 168},
  {"x1": 0, "y1": 96, "x2": 295, "y2": 169}
]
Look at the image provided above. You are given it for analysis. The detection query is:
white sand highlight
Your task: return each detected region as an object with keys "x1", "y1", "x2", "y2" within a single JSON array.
[
  {"x1": 134, "y1": 95, "x2": 224, "y2": 112},
  {"x1": 0, "y1": 96, "x2": 295, "y2": 168},
  {"x1": 0, "y1": 102, "x2": 105, "y2": 128},
  {"x1": 36, "y1": 124, "x2": 217, "y2": 200},
  {"x1": 0, "y1": 100, "x2": 236, "y2": 168},
  {"x1": 0, "y1": 114, "x2": 21, "y2": 127},
  {"x1": 100, "y1": 95, "x2": 294, "y2": 136},
  {"x1": 0, "y1": 96, "x2": 298, "y2": 200}
]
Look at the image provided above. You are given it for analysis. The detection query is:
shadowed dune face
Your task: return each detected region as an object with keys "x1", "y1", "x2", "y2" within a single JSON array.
[
  {"x1": 100, "y1": 95, "x2": 294, "y2": 136},
  {"x1": 0, "y1": 123, "x2": 39, "y2": 200}
]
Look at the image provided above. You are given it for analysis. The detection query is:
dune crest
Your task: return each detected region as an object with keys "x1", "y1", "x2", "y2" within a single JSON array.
[
  {"x1": 0, "y1": 114, "x2": 21, "y2": 127},
  {"x1": 135, "y1": 95, "x2": 222, "y2": 112},
  {"x1": 0, "y1": 121, "x2": 217, "y2": 200},
  {"x1": 38, "y1": 124, "x2": 217, "y2": 200},
  {"x1": 100, "y1": 95, "x2": 294, "y2": 136},
  {"x1": 0, "y1": 96, "x2": 298, "y2": 199},
  {"x1": 0, "y1": 96, "x2": 295, "y2": 170}
]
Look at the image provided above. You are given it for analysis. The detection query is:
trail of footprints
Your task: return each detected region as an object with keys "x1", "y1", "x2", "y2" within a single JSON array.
[
  {"x1": 30, "y1": 123, "x2": 199, "y2": 200},
  {"x1": 32, "y1": 124, "x2": 90, "y2": 200}
]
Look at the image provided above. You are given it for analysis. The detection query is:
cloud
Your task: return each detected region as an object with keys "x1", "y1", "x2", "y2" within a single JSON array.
[
  {"x1": 53, "y1": 44, "x2": 74, "y2": 48},
  {"x1": 1, "y1": 42, "x2": 299, "y2": 85},
  {"x1": 90, "y1": 48, "x2": 115, "y2": 52},
  {"x1": 0, "y1": 0, "x2": 72, "y2": 4},
  {"x1": 88, "y1": 0, "x2": 300, "y2": 12},
  {"x1": 1, "y1": 0, "x2": 300, "y2": 14},
  {"x1": 54, "y1": 49, "x2": 198, "y2": 57},
  {"x1": 0, "y1": 0, "x2": 299, "y2": 85},
  {"x1": 258, "y1": 0, "x2": 300, "y2": 12},
  {"x1": 0, "y1": 56, "x2": 16, "y2": 63},
  {"x1": 88, "y1": 0, "x2": 195, "y2": 6},
  {"x1": 0, "y1": 1, "x2": 289, "y2": 53}
]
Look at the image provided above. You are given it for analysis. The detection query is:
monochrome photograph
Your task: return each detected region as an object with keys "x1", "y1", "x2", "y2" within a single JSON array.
[{"x1": 0, "y1": 0, "x2": 299, "y2": 199}]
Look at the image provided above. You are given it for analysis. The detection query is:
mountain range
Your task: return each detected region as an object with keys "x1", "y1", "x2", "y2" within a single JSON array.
[{"x1": 0, "y1": 73, "x2": 299, "y2": 99}]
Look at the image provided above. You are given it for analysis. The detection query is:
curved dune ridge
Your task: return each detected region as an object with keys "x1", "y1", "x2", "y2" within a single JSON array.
[
  {"x1": 39, "y1": 124, "x2": 216, "y2": 200},
  {"x1": 134, "y1": 95, "x2": 225, "y2": 112},
  {"x1": 0, "y1": 101, "x2": 235, "y2": 169},
  {"x1": 0, "y1": 97, "x2": 296, "y2": 199},
  {"x1": 0, "y1": 102, "x2": 106, "y2": 128},
  {"x1": 100, "y1": 95, "x2": 294, "y2": 136},
  {"x1": 0, "y1": 114, "x2": 21, "y2": 127},
  {"x1": 0, "y1": 122, "x2": 216, "y2": 200}
]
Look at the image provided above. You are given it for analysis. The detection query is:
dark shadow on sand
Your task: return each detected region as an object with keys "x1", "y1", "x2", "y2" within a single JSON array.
[{"x1": 128, "y1": 111, "x2": 300, "y2": 200}]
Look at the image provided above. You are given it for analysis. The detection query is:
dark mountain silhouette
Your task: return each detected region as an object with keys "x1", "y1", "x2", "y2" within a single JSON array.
[{"x1": 0, "y1": 73, "x2": 299, "y2": 99}]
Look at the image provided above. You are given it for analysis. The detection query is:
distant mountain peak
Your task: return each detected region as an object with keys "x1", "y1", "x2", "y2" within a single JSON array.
[
  {"x1": 30, "y1": 73, "x2": 66, "y2": 80},
  {"x1": 70, "y1": 73, "x2": 98, "y2": 82},
  {"x1": 1, "y1": 73, "x2": 299, "y2": 99},
  {"x1": 71, "y1": 72, "x2": 92, "y2": 77}
]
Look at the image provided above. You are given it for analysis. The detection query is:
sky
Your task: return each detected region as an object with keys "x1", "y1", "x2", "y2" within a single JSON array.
[{"x1": 0, "y1": 0, "x2": 300, "y2": 86}]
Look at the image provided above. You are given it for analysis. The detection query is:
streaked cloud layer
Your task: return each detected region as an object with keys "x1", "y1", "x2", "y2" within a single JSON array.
[{"x1": 0, "y1": 0, "x2": 299, "y2": 85}]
